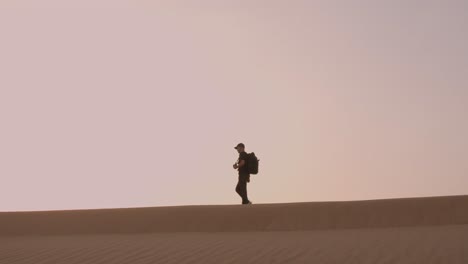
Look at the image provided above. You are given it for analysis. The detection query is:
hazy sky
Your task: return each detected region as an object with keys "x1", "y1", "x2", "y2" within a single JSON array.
[{"x1": 1, "y1": 1, "x2": 467, "y2": 211}]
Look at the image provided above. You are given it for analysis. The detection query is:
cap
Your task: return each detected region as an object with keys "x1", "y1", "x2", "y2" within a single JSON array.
[{"x1": 234, "y1": 143, "x2": 245, "y2": 149}]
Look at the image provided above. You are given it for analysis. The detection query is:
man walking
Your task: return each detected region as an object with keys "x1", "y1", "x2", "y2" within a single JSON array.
[{"x1": 233, "y1": 143, "x2": 252, "y2": 205}]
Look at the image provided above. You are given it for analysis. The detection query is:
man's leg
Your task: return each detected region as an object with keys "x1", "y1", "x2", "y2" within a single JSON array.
[
  {"x1": 235, "y1": 180, "x2": 243, "y2": 200},
  {"x1": 237, "y1": 174, "x2": 250, "y2": 204}
]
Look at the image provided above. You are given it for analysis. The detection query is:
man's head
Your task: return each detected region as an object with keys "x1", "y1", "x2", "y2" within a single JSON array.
[{"x1": 234, "y1": 143, "x2": 245, "y2": 153}]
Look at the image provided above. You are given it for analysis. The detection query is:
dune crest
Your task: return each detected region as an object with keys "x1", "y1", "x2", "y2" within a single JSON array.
[
  {"x1": 1, "y1": 195, "x2": 468, "y2": 236},
  {"x1": 2, "y1": 195, "x2": 468, "y2": 263}
]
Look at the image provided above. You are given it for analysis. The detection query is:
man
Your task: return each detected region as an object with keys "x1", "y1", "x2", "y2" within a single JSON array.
[{"x1": 233, "y1": 143, "x2": 252, "y2": 205}]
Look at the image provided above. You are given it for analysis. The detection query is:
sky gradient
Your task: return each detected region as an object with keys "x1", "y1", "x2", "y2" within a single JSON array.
[{"x1": 1, "y1": 1, "x2": 467, "y2": 211}]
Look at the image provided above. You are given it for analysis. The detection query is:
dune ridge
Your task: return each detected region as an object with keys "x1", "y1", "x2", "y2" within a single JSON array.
[
  {"x1": 1, "y1": 195, "x2": 468, "y2": 236},
  {"x1": 2, "y1": 195, "x2": 468, "y2": 263}
]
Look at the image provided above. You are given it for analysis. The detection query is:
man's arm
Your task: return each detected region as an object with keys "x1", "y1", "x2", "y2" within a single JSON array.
[{"x1": 233, "y1": 159, "x2": 245, "y2": 169}]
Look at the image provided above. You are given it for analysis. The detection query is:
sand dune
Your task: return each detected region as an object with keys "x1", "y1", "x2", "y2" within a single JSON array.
[{"x1": 1, "y1": 195, "x2": 468, "y2": 263}]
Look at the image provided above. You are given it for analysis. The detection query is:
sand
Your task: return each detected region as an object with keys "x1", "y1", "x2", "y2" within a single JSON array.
[{"x1": 1, "y1": 195, "x2": 468, "y2": 263}]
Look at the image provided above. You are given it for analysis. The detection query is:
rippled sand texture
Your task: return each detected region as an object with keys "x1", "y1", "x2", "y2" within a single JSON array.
[{"x1": 1, "y1": 195, "x2": 468, "y2": 263}]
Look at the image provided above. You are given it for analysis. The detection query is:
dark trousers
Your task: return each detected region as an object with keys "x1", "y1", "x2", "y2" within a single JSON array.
[{"x1": 235, "y1": 173, "x2": 250, "y2": 204}]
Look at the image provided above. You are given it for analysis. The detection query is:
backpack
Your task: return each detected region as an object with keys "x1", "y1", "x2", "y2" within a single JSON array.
[{"x1": 247, "y1": 152, "x2": 259, "y2": 175}]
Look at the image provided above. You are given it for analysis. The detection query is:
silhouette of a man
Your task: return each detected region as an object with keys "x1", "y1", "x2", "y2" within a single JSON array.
[{"x1": 233, "y1": 143, "x2": 252, "y2": 205}]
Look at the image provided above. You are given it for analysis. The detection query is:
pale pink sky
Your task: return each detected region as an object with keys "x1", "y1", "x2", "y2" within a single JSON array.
[{"x1": 1, "y1": 1, "x2": 467, "y2": 211}]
